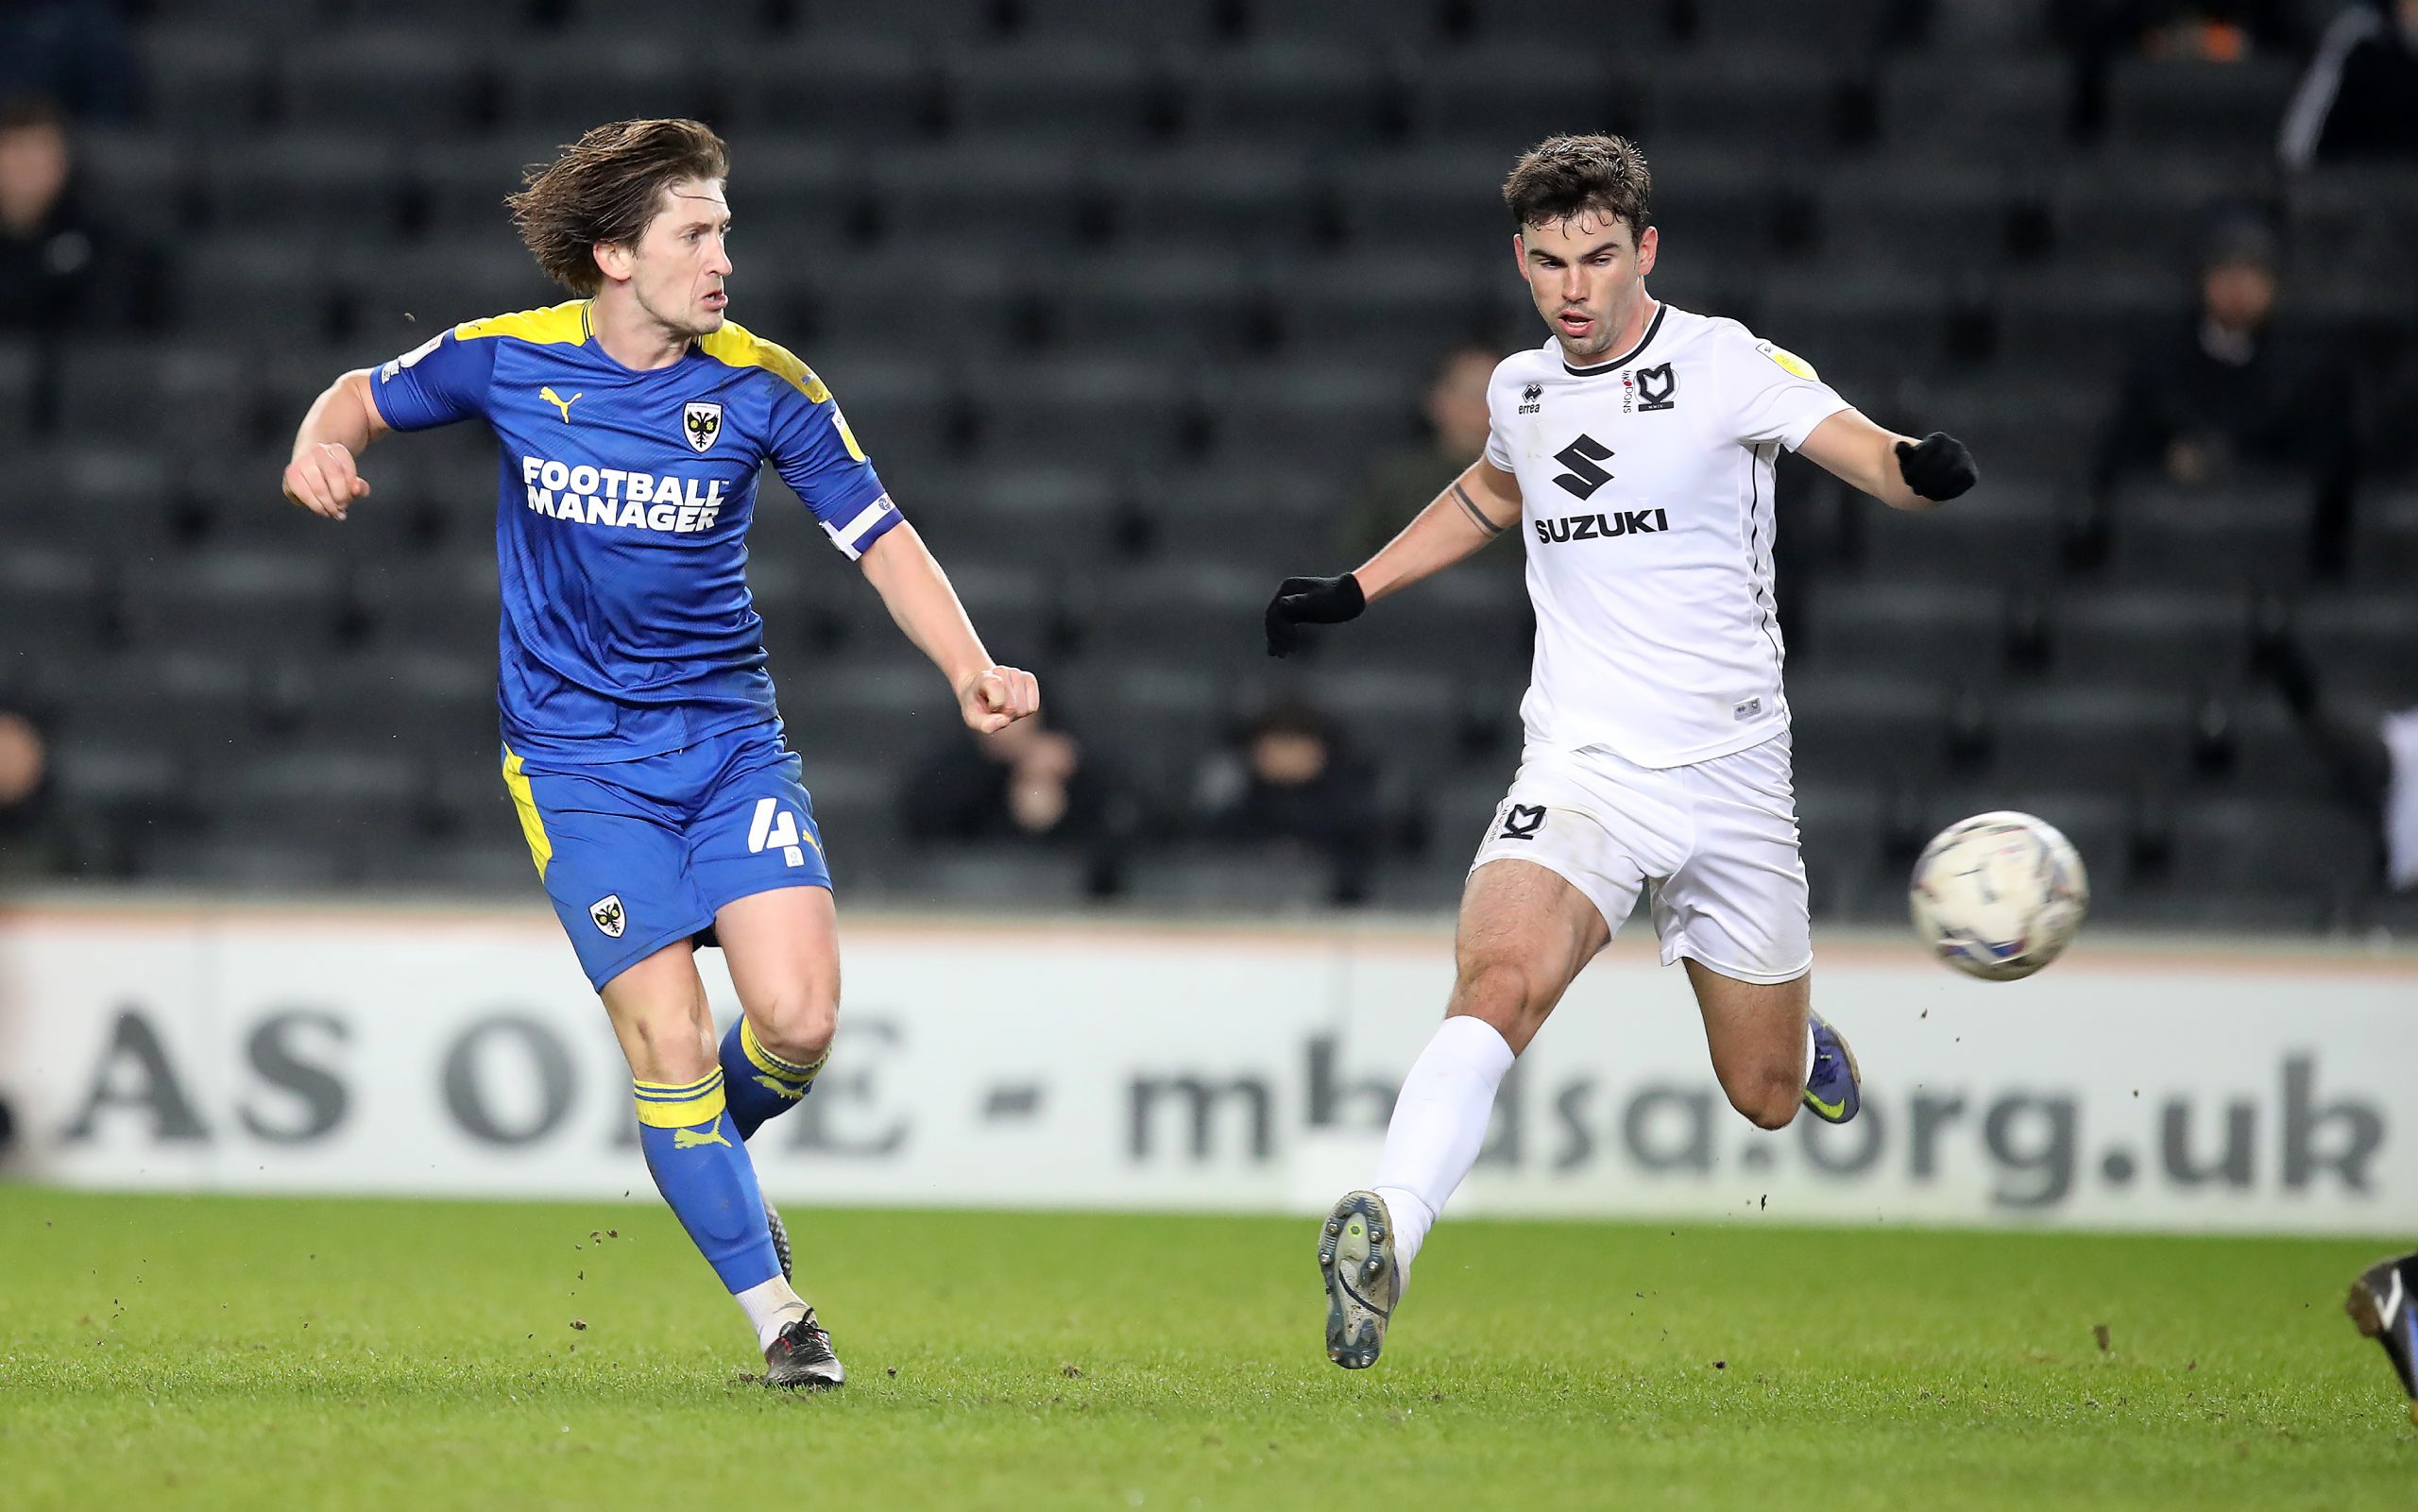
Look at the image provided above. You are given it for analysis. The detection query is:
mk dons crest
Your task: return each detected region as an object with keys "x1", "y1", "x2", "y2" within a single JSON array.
[
  {"x1": 589, "y1": 893, "x2": 626, "y2": 938},
  {"x1": 682, "y1": 401, "x2": 723, "y2": 453}
]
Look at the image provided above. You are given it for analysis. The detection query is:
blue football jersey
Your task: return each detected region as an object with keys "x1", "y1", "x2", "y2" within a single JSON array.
[{"x1": 368, "y1": 300, "x2": 900, "y2": 764}]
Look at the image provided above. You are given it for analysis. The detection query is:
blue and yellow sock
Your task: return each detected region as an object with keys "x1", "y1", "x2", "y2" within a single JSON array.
[
  {"x1": 720, "y1": 1018, "x2": 827, "y2": 1142},
  {"x1": 634, "y1": 1068, "x2": 781, "y2": 1294}
]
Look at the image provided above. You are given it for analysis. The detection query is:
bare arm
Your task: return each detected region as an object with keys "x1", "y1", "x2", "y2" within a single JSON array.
[
  {"x1": 857, "y1": 521, "x2": 1039, "y2": 734},
  {"x1": 1351, "y1": 457, "x2": 1524, "y2": 602},
  {"x1": 282, "y1": 368, "x2": 389, "y2": 520},
  {"x1": 1796, "y1": 408, "x2": 1976, "y2": 513}
]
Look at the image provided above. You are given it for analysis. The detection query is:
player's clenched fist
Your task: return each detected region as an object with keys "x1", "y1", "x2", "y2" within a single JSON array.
[
  {"x1": 960, "y1": 666, "x2": 1040, "y2": 734},
  {"x1": 282, "y1": 440, "x2": 370, "y2": 520},
  {"x1": 1893, "y1": 433, "x2": 1979, "y2": 501},
  {"x1": 1265, "y1": 573, "x2": 1367, "y2": 658}
]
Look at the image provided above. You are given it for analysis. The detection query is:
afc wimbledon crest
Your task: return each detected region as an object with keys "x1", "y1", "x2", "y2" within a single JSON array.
[
  {"x1": 589, "y1": 893, "x2": 626, "y2": 938},
  {"x1": 682, "y1": 401, "x2": 723, "y2": 452}
]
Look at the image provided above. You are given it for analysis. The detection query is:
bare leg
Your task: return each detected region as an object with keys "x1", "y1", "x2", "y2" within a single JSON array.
[
  {"x1": 1683, "y1": 959, "x2": 1811, "y2": 1131},
  {"x1": 1445, "y1": 858, "x2": 1614, "y2": 1051}
]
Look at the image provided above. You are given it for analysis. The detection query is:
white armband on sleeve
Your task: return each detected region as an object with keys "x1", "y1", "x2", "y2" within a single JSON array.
[{"x1": 823, "y1": 493, "x2": 904, "y2": 560}]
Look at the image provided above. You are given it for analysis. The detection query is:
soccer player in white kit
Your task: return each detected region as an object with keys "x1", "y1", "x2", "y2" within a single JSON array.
[{"x1": 1265, "y1": 136, "x2": 1980, "y2": 1369}]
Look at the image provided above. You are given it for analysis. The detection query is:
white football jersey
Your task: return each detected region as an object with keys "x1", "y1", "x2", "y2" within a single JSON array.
[{"x1": 1484, "y1": 302, "x2": 1850, "y2": 769}]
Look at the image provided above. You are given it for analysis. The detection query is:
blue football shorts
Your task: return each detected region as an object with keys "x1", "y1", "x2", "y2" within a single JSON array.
[{"x1": 500, "y1": 722, "x2": 832, "y2": 992}]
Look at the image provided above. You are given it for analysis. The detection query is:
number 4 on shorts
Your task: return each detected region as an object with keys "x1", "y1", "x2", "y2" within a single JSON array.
[{"x1": 747, "y1": 798, "x2": 809, "y2": 867}]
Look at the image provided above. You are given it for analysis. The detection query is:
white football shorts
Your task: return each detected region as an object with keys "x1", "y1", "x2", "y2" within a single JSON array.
[{"x1": 1469, "y1": 731, "x2": 1813, "y2": 985}]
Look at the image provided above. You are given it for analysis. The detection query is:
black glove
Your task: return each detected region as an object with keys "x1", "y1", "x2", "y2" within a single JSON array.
[
  {"x1": 1894, "y1": 432, "x2": 1978, "y2": 501},
  {"x1": 1264, "y1": 573, "x2": 1366, "y2": 657}
]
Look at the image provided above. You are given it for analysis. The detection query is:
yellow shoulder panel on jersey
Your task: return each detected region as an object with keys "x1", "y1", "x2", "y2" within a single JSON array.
[
  {"x1": 1753, "y1": 339, "x2": 1819, "y2": 382},
  {"x1": 454, "y1": 301, "x2": 590, "y2": 346},
  {"x1": 698, "y1": 321, "x2": 832, "y2": 403}
]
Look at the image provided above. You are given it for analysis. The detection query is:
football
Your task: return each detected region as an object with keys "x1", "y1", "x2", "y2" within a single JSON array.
[{"x1": 1909, "y1": 810, "x2": 2089, "y2": 981}]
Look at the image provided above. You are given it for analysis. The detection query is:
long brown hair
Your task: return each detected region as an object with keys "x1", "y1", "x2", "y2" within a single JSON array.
[{"x1": 505, "y1": 118, "x2": 730, "y2": 295}]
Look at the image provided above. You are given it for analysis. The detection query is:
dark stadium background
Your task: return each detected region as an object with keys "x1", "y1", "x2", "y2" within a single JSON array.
[{"x1": 1, "y1": 0, "x2": 2413, "y2": 934}]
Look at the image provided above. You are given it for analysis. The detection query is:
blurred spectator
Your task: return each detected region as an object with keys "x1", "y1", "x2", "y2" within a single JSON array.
[
  {"x1": 0, "y1": 3, "x2": 137, "y2": 122},
  {"x1": 2052, "y1": 0, "x2": 2305, "y2": 134},
  {"x1": 1340, "y1": 343, "x2": 1501, "y2": 564},
  {"x1": 1195, "y1": 700, "x2": 1384, "y2": 905},
  {"x1": 0, "y1": 96, "x2": 154, "y2": 335},
  {"x1": 902, "y1": 707, "x2": 1132, "y2": 896},
  {"x1": 2278, "y1": 0, "x2": 2418, "y2": 168},
  {"x1": 2088, "y1": 207, "x2": 2358, "y2": 569},
  {"x1": 0, "y1": 706, "x2": 60, "y2": 880},
  {"x1": 2253, "y1": 617, "x2": 2414, "y2": 892}
]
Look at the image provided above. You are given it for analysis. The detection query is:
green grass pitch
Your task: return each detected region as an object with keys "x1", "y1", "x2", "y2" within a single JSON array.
[{"x1": 1, "y1": 1188, "x2": 2409, "y2": 1509}]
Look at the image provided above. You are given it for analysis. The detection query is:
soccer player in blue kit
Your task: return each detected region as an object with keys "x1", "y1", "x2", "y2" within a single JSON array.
[{"x1": 281, "y1": 120, "x2": 1039, "y2": 1388}]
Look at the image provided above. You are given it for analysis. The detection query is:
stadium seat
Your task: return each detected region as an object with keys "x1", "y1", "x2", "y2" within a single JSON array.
[
  {"x1": 1402, "y1": 45, "x2": 1635, "y2": 153},
  {"x1": 1986, "y1": 683, "x2": 2195, "y2": 790},
  {"x1": 723, "y1": 35, "x2": 942, "y2": 144},
  {"x1": 278, "y1": 29, "x2": 488, "y2": 137},
  {"x1": 1787, "y1": 672, "x2": 1949, "y2": 783},
  {"x1": 349, "y1": 241, "x2": 560, "y2": 331},
  {"x1": 1178, "y1": 42, "x2": 1396, "y2": 148},
  {"x1": 1125, "y1": 847, "x2": 1337, "y2": 909},
  {"x1": 969, "y1": 356, "x2": 1193, "y2": 469},
  {"x1": 2103, "y1": 57, "x2": 2302, "y2": 165},
  {"x1": 1094, "y1": 147, "x2": 1322, "y2": 256},
  {"x1": 1007, "y1": 0, "x2": 1218, "y2": 43},
  {"x1": 0, "y1": 549, "x2": 108, "y2": 674},
  {"x1": 1044, "y1": 253, "x2": 1262, "y2": 365},
  {"x1": 791, "y1": 0, "x2": 1003, "y2": 46},
  {"x1": 199, "y1": 135, "x2": 407, "y2": 250},
  {"x1": 75, "y1": 128, "x2": 194, "y2": 240},
  {"x1": 2106, "y1": 480, "x2": 2316, "y2": 590},
  {"x1": 1877, "y1": 55, "x2": 2068, "y2": 165},
  {"x1": 1643, "y1": 54, "x2": 1847, "y2": 161},
  {"x1": 1235, "y1": 0, "x2": 1440, "y2": 45},
  {"x1": 60, "y1": 650, "x2": 262, "y2": 756},
  {"x1": 500, "y1": 38, "x2": 710, "y2": 140},
  {"x1": 1328, "y1": 147, "x2": 1530, "y2": 263},
  {"x1": 353, "y1": 555, "x2": 503, "y2": 656},
  {"x1": 1273, "y1": 255, "x2": 1516, "y2": 366},
  {"x1": 879, "y1": 848, "x2": 1100, "y2": 908},
  {"x1": 2348, "y1": 486, "x2": 2418, "y2": 593},
  {"x1": 2296, "y1": 593, "x2": 2418, "y2": 704},
  {"x1": 136, "y1": 26, "x2": 270, "y2": 134},
  {"x1": 1814, "y1": 162, "x2": 2017, "y2": 277},
  {"x1": 1682, "y1": 0, "x2": 1905, "y2": 59},
  {"x1": 2053, "y1": 586, "x2": 2249, "y2": 687},
  {"x1": 721, "y1": 137, "x2": 865, "y2": 261},
  {"x1": 55, "y1": 342, "x2": 258, "y2": 459},
  {"x1": 868, "y1": 145, "x2": 1098, "y2": 250},
  {"x1": 806, "y1": 253, "x2": 1027, "y2": 362},
  {"x1": 122, "y1": 549, "x2": 349, "y2": 656},
  {"x1": 1201, "y1": 361, "x2": 1422, "y2": 470},
  {"x1": 1857, "y1": 482, "x2": 2068, "y2": 586},
  {"x1": 1800, "y1": 582, "x2": 2007, "y2": 683},
  {"x1": 947, "y1": 41, "x2": 1163, "y2": 144}
]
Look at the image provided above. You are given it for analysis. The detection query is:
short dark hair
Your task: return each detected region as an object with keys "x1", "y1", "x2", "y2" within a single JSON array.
[
  {"x1": 0, "y1": 94, "x2": 66, "y2": 137},
  {"x1": 1503, "y1": 134, "x2": 1653, "y2": 236},
  {"x1": 505, "y1": 118, "x2": 729, "y2": 296}
]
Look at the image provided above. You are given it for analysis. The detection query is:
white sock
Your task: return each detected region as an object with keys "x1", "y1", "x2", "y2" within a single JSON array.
[
  {"x1": 736, "y1": 1274, "x2": 809, "y2": 1351},
  {"x1": 1370, "y1": 1015, "x2": 1517, "y2": 1291}
]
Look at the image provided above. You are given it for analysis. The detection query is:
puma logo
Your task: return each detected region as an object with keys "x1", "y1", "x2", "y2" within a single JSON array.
[
  {"x1": 755, "y1": 1075, "x2": 807, "y2": 1101},
  {"x1": 540, "y1": 386, "x2": 581, "y2": 423},
  {"x1": 673, "y1": 1125, "x2": 730, "y2": 1149}
]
